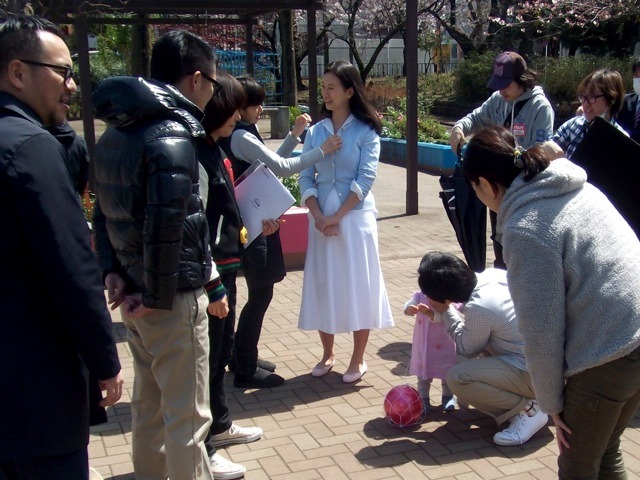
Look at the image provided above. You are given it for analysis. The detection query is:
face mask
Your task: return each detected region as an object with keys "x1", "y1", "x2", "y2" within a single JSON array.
[{"x1": 633, "y1": 78, "x2": 640, "y2": 96}]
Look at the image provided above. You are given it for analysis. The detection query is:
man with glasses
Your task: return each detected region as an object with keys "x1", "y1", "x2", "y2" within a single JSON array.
[
  {"x1": 91, "y1": 29, "x2": 239, "y2": 480},
  {"x1": 0, "y1": 14, "x2": 123, "y2": 479}
]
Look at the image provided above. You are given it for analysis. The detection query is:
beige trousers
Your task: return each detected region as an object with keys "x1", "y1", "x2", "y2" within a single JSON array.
[
  {"x1": 445, "y1": 355, "x2": 535, "y2": 425},
  {"x1": 121, "y1": 289, "x2": 213, "y2": 480}
]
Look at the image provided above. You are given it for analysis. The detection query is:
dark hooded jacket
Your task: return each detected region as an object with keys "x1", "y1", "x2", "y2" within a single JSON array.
[
  {"x1": 197, "y1": 137, "x2": 244, "y2": 273},
  {"x1": 0, "y1": 92, "x2": 120, "y2": 460},
  {"x1": 92, "y1": 77, "x2": 217, "y2": 310}
]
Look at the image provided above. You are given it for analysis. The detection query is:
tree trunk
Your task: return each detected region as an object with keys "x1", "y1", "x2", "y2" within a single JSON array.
[{"x1": 279, "y1": 9, "x2": 297, "y2": 106}]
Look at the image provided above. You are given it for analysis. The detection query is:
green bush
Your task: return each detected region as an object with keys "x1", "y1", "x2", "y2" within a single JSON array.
[
  {"x1": 533, "y1": 55, "x2": 633, "y2": 103},
  {"x1": 419, "y1": 72, "x2": 455, "y2": 99},
  {"x1": 288, "y1": 104, "x2": 309, "y2": 125},
  {"x1": 381, "y1": 97, "x2": 449, "y2": 144},
  {"x1": 453, "y1": 51, "x2": 496, "y2": 101},
  {"x1": 450, "y1": 52, "x2": 634, "y2": 119},
  {"x1": 280, "y1": 173, "x2": 301, "y2": 206}
]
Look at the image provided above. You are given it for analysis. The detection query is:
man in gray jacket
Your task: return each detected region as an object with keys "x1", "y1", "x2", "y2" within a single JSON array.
[
  {"x1": 449, "y1": 52, "x2": 554, "y2": 269},
  {"x1": 416, "y1": 252, "x2": 548, "y2": 446}
]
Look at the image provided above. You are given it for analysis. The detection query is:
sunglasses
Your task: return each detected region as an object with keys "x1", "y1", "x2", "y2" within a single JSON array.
[
  {"x1": 200, "y1": 71, "x2": 222, "y2": 97},
  {"x1": 19, "y1": 59, "x2": 74, "y2": 85}
]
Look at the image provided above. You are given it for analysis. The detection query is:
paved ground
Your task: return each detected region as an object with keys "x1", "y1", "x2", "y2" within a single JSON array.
[{"x1": 77, "y1": 121, "x2": 640, "y2": 479}]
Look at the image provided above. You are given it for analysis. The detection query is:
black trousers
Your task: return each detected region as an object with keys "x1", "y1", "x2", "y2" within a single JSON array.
[
  {"x1": 489, "y1": 210, "x2": 507, "y2": 270},
  {"x1": 207, "y1": 270, "x2": 237, "y2": 442},
  {"x1": 0, "y1": 449, "x2": 89, "y2": 480},
  {"x1": 233, "y1": 283, "x2": 274, "y2": 377}
]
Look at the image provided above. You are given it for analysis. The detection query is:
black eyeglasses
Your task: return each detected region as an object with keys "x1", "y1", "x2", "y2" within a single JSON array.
[
  {"x1": 578, "y1": 94, "x2": 604, "y2": 105},
  {"x1": 200, "y1": 71, "x2": 222, "y2": 97},
  {"x1": 19, "y1": 59, "x2": 74, "y2": 85}
]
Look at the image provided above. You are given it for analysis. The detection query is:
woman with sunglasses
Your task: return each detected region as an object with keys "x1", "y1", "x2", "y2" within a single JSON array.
[{"x1": 552, "y1": 68, "x2": 627, "y2": 160}]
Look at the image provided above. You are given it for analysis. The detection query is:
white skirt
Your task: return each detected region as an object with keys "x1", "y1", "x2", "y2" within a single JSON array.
[{"x1": 298, "y1": 189, "x2": 395, "y2": 334}]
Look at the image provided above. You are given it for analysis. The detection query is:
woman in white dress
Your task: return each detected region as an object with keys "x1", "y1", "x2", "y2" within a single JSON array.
[{"x1": 298, "y1": 60, "x2": 394, "y2": 383}]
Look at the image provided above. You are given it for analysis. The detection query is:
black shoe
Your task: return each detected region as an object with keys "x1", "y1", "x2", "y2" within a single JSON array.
[
  {"x1": 258, "y1": 358, "x2": 276, "y2": 372},
  {"x1": 234, "y1": 367, "x2": 285, "y2": 388},
  {"x1": 228, "y1": 357, "x2": 276, "y2": 374}
]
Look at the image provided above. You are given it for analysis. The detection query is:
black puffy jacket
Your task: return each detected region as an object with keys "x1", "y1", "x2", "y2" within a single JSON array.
[{"x1": 92, "y1": 77, "x2": 213, "y2": 310}]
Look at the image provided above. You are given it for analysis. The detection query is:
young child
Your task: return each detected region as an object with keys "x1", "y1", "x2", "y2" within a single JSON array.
[{"x1": 404, "y1": 260, "x2": 458, "y2": 414}]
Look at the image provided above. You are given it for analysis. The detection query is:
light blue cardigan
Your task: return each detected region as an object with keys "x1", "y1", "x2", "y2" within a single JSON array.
[{"x1": 299, "y1": 115, "x2": 378, "y2": 211}]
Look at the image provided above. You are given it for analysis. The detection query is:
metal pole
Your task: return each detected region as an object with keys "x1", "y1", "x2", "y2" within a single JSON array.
[
  {"x1": 405, "y1": 0, "x2": 419, "y2": 215},
  {"x1": 245, "y1": 19, "x2": 254, "y2": 76},
  {"x1": 74, "y1": 14, "x2": 97, "y2": 189},
  {"x1": 307, "y1": 8, "x2": 318, "y2": 120}
]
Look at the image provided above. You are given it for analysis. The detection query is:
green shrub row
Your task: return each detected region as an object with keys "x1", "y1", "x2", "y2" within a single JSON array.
[{"x1": 453, "y1": 52, "x2": 635, "y2": 107}]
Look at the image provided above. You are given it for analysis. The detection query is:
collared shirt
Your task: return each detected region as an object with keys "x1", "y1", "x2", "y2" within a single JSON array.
[
  {"x1": 553, "y1": 115, "x2": 628, "y2": 160},
  {"x1": 441, "y1": 268, "x2": 527, "y2": 372},
  {"x1": 299, "y1": 114, "x2": 379, "y2": 211}
]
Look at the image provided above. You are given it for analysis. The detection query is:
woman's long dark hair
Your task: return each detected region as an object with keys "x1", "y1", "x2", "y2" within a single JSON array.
[
  {"x1": 462, "y1": 126, "x2": 550, "y2": 188},
  {"x1": 320, "y1": 60, "x2": 382, "y2": 134}
]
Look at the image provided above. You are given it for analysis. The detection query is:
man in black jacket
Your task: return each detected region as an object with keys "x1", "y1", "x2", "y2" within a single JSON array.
[
  {"x1": 0, "y1": 14, "x2": 122, "y2": 479},
  {"x1": 92, "y1": 30, "x2": 232, "y2": 480},
  {"x1": 617, "y1": 57, "x2": 640, "y2": 143}
]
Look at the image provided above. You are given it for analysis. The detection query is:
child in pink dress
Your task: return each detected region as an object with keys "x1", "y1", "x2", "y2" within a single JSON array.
[{"x1": 404, "y1": 290, "x2": 458, "y2": 414}]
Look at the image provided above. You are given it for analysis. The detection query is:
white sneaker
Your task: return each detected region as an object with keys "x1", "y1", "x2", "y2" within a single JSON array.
[
  {"x1": 209, "y1": 423, "x2": 263, "y2": 447},
  {"x1": 89, "y1": 467, "x2": 103, "y2": 480},
  {"x1": 493, "y1": 408, "x2": 549, "y2": 446},
  {"x1": 209, "y1": 453, "x2": 246, "y2": 480}
]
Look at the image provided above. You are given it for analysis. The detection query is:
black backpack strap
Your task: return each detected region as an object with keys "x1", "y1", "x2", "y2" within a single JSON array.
[{"x1": 504, "y1": 97, "x2": 532, "y2": 129}]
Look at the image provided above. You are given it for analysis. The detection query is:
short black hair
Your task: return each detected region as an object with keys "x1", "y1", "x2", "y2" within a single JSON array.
[
  {"x1": 236, "y1": 75, "x2": 266, "y2": 108},
  {"x1": 417, "y1": 252, "x2": 477, "y2": 303},
  {"x1": 632, "y1": 56, "x2": 640, "y2": 75},
  {"x1": 202, "y1": 72, "x2": 246, "y2": 134},
  {"x1": 150, "y1": 30, "x2": 216, "y2": 86},
  {"x1": 0, "y1": 14, "x2": 61, "y2": 73}
]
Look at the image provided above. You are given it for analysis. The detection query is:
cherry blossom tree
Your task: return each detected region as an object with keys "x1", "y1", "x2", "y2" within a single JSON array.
[
  {"x1": 321, "y1": 0, "x2": 442, "y2": 80},
  {"x1": 497, "y1": 0, "x2": 640, "y2": 56}
]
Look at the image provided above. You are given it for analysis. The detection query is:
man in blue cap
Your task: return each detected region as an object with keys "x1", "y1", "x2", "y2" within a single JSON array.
[{"x1": 448, "y1": 51, "x2": 554, "y2": 269}]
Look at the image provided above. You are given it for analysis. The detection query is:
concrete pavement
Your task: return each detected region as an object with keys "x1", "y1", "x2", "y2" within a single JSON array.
[{"x1": 79, "y1": 121, "x2": 640, "y2": 479}]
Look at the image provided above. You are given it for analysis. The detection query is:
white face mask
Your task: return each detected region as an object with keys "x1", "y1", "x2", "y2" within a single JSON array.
[{"x1": 633, "y1": 77, "x2": 640, "y2": 96}]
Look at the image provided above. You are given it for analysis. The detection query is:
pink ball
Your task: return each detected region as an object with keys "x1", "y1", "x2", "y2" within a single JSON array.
[{"x1": 384, "y1": 385, "x2": 424, "y2": 428}]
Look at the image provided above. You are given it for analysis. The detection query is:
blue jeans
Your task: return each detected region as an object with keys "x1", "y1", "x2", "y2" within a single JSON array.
[{"x1": 558, "y1": 344, "x2": 640, "y2": 479}]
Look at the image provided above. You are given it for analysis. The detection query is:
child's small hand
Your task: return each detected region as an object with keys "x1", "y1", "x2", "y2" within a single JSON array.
[
  {"x1": 415, "y1": 303, "x2": 435, "y2": 321},
  {"x1": 404, "y1": 305, "x2": 419, "y2": 316}
]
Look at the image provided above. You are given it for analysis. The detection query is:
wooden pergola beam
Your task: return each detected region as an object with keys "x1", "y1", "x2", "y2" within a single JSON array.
[
  {"x1": 49, "y1": 0, "x2": 323, "y2": 17},
  {"x1": 67, "y1": 17, "x2": 259, "y2": 25},
  {"x1": 53, "y1": 0, "x2": 420, "y2": 214}
]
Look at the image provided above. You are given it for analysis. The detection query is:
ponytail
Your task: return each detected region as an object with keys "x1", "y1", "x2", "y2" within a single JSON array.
[{"x1": 462, "y1": 126, "x2": 549, "y2": 187}]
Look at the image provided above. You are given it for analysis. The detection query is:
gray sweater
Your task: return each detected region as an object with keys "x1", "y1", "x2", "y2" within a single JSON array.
[
  {"x1": 229, "y1": 128, "x2": 324, "y2": 177},
  {"x1": 498, "y1": 158, "x2": 640, "y2": 415},
  {"x1": 454, "y1": 86, "x2": 554, "y2": 149}
]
